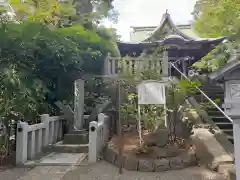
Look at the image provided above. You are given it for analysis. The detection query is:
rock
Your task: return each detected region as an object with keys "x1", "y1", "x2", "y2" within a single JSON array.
[
  {"x1": 166, "y1": 145, "x2": 181, "y2": 157},
  {"x1": 169, "y1": 157, "x2": 184, "y2": 170},
  {"x1": 124, "y1": 156, "x2": 139, "y2": 171},
  {"x1": 104, "y1": 147, "x2": 117, "y2": 164},
  {"x1": 179, "y1": 151, "x2": 197, "y2": 167},
  {"x1": 154, "y1": 159, "x2": 170, "y2": 172},
  {"x1": 114, "y1": 154, "x2": 126, "y2": 167},
  {"x1": 138, "y1": 159, "x2": 154, "y2": 172},
  {"x1": 144, "y1": 129, "x2": 168, "y2": 147},
  {"x1": 152, "y1": 147, "x2": 167, "y2": 158}
]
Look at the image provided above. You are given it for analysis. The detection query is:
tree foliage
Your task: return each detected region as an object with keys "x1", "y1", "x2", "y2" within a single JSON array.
[
  {"x1": 192, "y1": 43, "x2": 231, "y2": 73},
  {"x1": 0, "y1": 0, "x2": 118, "y2": 154},
  {"x1": 0, "y1": 23, "x2": 110, "y2": 126},
  {"x1": 193, "y1": 0, "x2": 240, "y2": 40}
]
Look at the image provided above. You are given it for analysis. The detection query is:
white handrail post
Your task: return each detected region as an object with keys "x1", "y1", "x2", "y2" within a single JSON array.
[
  {"x1": 16, "y1": 122, "x2": 29, "y2": 164},
  {"x1": 41, "y1": 114, "x2": 50, "y2": 146},
  {"x1": 89, "y1": 121, "x2": 98, "y2": 163}
]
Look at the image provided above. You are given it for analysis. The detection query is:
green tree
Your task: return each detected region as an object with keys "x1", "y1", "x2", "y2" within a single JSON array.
[
  {"x1": 193, "y1": 0, "x2": 240, "y2": 40},
  {"x1": 9, "y1": 0, "x2": 118, "y2": 27},
  {"x1": 9, "y1": 0, "x2": 76, "y2": 25}
]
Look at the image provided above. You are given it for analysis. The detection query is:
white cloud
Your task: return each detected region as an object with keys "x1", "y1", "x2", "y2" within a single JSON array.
[{"x1": 108, "y1": 0, "x2": 197, "y2": 42}]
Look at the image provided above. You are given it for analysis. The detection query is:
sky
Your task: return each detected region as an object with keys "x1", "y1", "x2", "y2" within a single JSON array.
[{"x1": 104, "y1": 0, "x2": 197, "y2": 42}]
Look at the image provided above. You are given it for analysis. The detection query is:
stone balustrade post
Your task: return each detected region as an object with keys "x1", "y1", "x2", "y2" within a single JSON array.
[
  {"x1": 88, "y1": 121, "x2": 98, "y2": 163},
  {"x1": 16, "y1": 122, "x2": 29, "y2": 164},
  {"x1": 41, "y1": 114, "x2": 50, "y2": 146}
]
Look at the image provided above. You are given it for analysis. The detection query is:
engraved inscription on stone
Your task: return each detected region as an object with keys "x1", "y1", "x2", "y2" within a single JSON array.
[{"x1": 230, "y1": 84, "x2": 240, "y2": 98}]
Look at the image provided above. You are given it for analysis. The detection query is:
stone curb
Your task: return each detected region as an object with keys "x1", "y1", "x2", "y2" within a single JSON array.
[{"x1": 103, "y1": 146, "x2": 197, "y2": 172}]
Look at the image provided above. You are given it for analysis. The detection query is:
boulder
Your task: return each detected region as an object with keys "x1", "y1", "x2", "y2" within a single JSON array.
[{"x1": 144, "y1": 129, "x2": 168, "y2": 147}]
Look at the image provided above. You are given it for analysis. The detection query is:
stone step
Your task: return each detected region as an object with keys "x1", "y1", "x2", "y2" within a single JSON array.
[
  {"x1": 207, "y1": 111, "x2": 225, "y2": 116},
  {"x1": 203, "y1": 106, "x2": 224, "y2": 112},
  {"x1": 200, "y1": 84, "x2": 223, "y2": 88},
  {"x1": 195, "y1": 91, "x2": 224, "y2": 95},
  {"x1": 209, "y1": 116, "x2": 231, "y2": 122},
  {"x1": 68, "y1": 129, "x2": 88, "y2": 134},
  {"x1": 199, "y1": 89, "x2": 224, "y2": 94},
  {"x1": 43, "y1": 141, "x2": 88, "y2": 153},
  {"x1": 63, "y1": 131, "x2": 89, "y2": 144},
  {"x1": 215, "y1": 122, "x2": 233, "y2": 129},
  {"x1": 227, "y1": 135, "x2": 234, "y2": 143},
  {"x1": 194, "y1": 95, "x2": 224, "y2": 102},
  {"x1": 222, "y1": 129, "x2": 233, "y2": 136},
  {"x1": 199, "y1": 89, "x2": 223, "y2": 93}
]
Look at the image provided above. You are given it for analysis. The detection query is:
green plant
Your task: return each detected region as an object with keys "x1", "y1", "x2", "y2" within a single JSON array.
[{"x1": 192, "y1": 43, "x2": 231, "y2": 73}]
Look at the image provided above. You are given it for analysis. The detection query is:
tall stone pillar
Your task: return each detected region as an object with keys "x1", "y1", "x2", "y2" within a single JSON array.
[
  {"x1": 209, "y1": 58, "x2": 240, "y2": 180},
  {"x1": 162, "y1": 50, "x2": 169, "y2": 80},
  {"x1": 74, "y1": 79, "x2": 84, "y2": 130},
  {"x1": 112, "y1": 58, "x2": 116, "y2": 75},
  {"x1": 223, "y1": 80, "x2": 240, "y2": 180},
  {"x1": 104, "y1": 56, "x2": 110, "y2": 75},
  {"x1": 233, "y1": 119, "x2": 240, "y2": 180}
]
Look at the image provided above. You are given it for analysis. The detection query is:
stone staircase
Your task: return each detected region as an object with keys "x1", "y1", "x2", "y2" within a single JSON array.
[
  {"x1": 194, "y1": 83, "x2": 234, "y2": 143},
  {"x1": 43, "y1": 128, "x2": 89, "y2": 153}
]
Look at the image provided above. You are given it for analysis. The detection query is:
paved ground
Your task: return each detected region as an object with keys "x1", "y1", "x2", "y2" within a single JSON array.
[
  {"x1": 18, "y1": 166, "x2": 74, "y2": 180},
  {"x1": 0, "y1": 167, "x2": 30, "y2": 180},
  {"x1": 63, "y1": 161, "x2": 226, "y2": 180},
  {"x1": 0, "y1": 160, "x2": 226, "y2": 180}
]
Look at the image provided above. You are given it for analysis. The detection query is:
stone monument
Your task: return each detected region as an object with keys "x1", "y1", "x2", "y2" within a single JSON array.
[
  {"x1": 74, "y1": 79, "x2": 85, "y2": 129},
  {"x1": 56, "y1": 79, "x2": 88, "y2": 145}
]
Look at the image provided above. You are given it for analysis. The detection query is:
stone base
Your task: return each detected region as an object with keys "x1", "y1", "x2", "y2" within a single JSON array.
[
  {"x1": 63, "y1": 129, "x2": 89, "y2": 144},
  {"x1": 43, "y1": 141, "x2": 88, "y2": 153}
]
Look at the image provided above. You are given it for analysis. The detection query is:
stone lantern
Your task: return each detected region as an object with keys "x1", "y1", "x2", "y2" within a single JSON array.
[{"x1": 209, "y1": 55, "x2": 240, "y2": 180}]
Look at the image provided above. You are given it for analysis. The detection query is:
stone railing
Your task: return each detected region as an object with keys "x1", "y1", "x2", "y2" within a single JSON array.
[
  {"x1": 104, "y1": 56, "x2": 164, "y2": 76},
  {"x1": 88, "y1": 113, "x2": 110, "y2": 163},
  {"x1": 16, "y1": 114, "x2": 64, "y2": 164}
]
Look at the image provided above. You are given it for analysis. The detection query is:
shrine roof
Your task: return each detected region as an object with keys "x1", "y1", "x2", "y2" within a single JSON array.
[{"x1": 129, "y1": 10, "x2": 224, "y2": 43}]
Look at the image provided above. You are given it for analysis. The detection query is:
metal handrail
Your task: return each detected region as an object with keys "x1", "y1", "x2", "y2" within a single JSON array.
[{"x1": 169, "y1": 62, "x2": 233, "y2": 123}]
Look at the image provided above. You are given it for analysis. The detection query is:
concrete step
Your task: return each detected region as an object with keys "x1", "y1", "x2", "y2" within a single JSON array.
[{"x1": 43, "y1": 141, "x2": 88, "y2": 153}]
